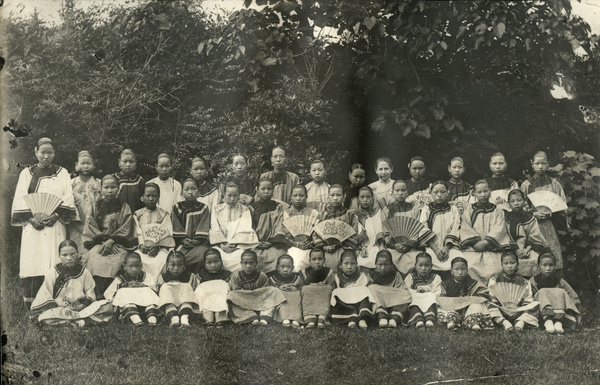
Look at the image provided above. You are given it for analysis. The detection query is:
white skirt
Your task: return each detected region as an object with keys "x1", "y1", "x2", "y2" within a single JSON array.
[{"x1": 20, "y1": 222, "x2": 66, "y2": 277}]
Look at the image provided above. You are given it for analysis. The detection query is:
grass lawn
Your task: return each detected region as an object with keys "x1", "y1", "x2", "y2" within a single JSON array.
[{"x1": 2, "y1": 232, "x2": 600, "y2": 385}]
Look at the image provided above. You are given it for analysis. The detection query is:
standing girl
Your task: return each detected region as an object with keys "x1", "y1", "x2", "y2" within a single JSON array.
[
  {"x1": 258, "y1": 146, "x2": 300, "y2": 204},
  {"x1": 195, "y1": 248, "x2": 232, "y2": 327},
  {"x1": 221, "y1": 153, "x2": 255, "y2": 205},
  {"x1": 446, "y1": 157, "x2": 473, "y2": 203},
  {"x1": 148, "y1": 153, "x2": 182, "y2": 214},
  {"x1": 83, "y1": 174, "x2": 136, "y2": 298},
  {"x1": 405, "y1": 156, "x2": 430, "y2": 196},
  {"x1": 485, "y1": 152, "x2": 519, "y2": 191},
  {"x1": 103, "y1": 251, "x2": 160, "y2": 326},
  {"x1": 343, "y1": 163, "x2": 366, "y2": 209},
  {"x1": 404, "y1": 253, "x2": 442, "y2": 329},
  {"x1": 368, "y1": 157, "x2": 395, "y2": 207},
  {"x1": 368, "y1": 250, "x2": 412, "y2": 328},
  {"x1": 113, "y1": 149, "x2": 145, "y2": 213},
  {"x1": 190, "y1": 156, "x2": 221, "y2": 212},
  {"x1": 133, "y1": 183, "x2": 175, "y2": 279},
  {"x1": 300, "y1": 248, "x2": 335, "y2": 328},
  {"x1": 171, "y1": 178, "x2": 211, "y2": 273},
  {"x1": 11, "y1": 138, "x2": 77, "y2": 306},
  {"x1": 520, "y1": 151, "x2": 567, "y2": 274},
  {"x1": 157, "y1": 252, "x2": 200, "y2": 328},
  {"x1": 209, "y1": 182, "x2": 259, "y2": 272},
  {"x1": 68, "y1": 150, "x2": 101, "y2": 253},
  {"x1": 351, "y1": 186, "x2": 385, "y2": 270},
  {"x1": 269, "y1": 254, "x2": 304, "y2": 328},
  {"x1": 282, "y1": 185, "x2": 318, "y2": 271},
  {"x1": 305, "y1": 159, "x2": 330, "y2": 210}
]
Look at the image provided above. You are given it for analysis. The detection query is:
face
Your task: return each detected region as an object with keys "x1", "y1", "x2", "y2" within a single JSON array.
[
  {"x1": 224, "y1": 186, "x2": 240, "y2": 207},
  {"x1": 119, "y1": 154, "x2": 137, "y2": 174},
  {"x1": 489, "y1": 155, "x2": 507, "y2": 176},
  {"x1": 205, "y1": 254, "x2": 223, "y2": 274},
  {"x1": 451, "y1": 262, "x2": 468, "y2": 282},
  {"x1": 409, "y1": 160, "x2": 426, "y2": 179},
  {"x1": 328, "y1": 187, "x2": 344, "y2": 207},
  {"x1": 156, "y1": 157, "x2": 173, "y2": 180},
  {"x1": 76, "y1": 156, "x2": 94, "y2": 176},
  {"x1": 257, "y1": 181, "x2": 274, "y2": 201},
  {"x1": 36, "y1": 144, "x2": 55, "y2": 168},
  {"x1": 358, "y1": 189, "x2": 374, "y2": 210},
  {"x1": 415, "y1": 257, "x2": 432, "y2": 277},
  {"x1": 241, "y1": 255, "x2": 258, "y2": 275},
  {"x1": 474, "y1": 183, "x2": 491, "y2": 204},
  {"x1": 123, "y1": 257, "x2": 142, "y2": 277},
  {"x1": 539, "y1": 257, "x2": 556, "y2": 278},
  {"x1": 532, "y1": 156, "x2": 549, "y2": 176},
  {"x1": 340, "y1": 256, "x2": 358, "y2": 276},
  {"x1": 102, "y1": 179, "x2": 119, "y2": 200},
  {"x1": 59, "y1": 245, "x2": 78, "y2": 268},
  {"x1": 277, "y1": 258, "x2": 294, "y2": 278},
  {"x1": 310, "y1": 162, "x2": 326, "y2": 183},
  {"x1": 508, "y1": 193, "x2": 525, "y2": 212},
  {"x1": 182, "y1": 181, "x2": 199, "y2": 202},
  {"x1": 143, "y1": 187, "x2": 159, "y2": 210},
  {"x1": 271, "y1": 148, "x2": 286, "y2": 171},
  {"x1": 309, "y1": 251, "x2": 325, "y2": 270},
  {"x1": 448, "y1": 160, "x2": 465, "y2": 179},
  {"x1": 501, "y1": 255, "x2": 519, "y2": 276},
  {"x1": 375, "y1": 256, "x2": 394, "y2": 275},
  {"x1": 291, "y1": 187, "x2": 307, "y2": 209},
  {"x1": 376, "y1": 161, "x2": 392, "y2": 181},
  {"x1": 349, "y1": 168, "x2": 366, "y2": 188},
  {"x1": 392, "y1": 182, "x2": 408, "y2": 202},
  {"x1": 232, "y1": 155, "x2": 248, "y2": 177},
  {"x1": 190, "y1": 160, "x2": 208, "y2": 182},
  {"x1": 430, "y1": 184, "x2": 449, "y2": 204},
  {"x1": 167, "y1": 256, "x2": 185, "y2": 276}
]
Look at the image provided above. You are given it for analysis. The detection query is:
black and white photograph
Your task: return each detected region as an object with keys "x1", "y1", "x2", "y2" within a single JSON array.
[{"x1": 1, "y1": 0, "x2": 599, "y2": 383}]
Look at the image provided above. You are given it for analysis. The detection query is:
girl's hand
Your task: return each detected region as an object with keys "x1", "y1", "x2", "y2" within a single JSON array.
[
  {"x1": 29, "y1": 218, "x2": 45, "y2": 230},
  {"x1": 258, "y1": 241, "x2": 272, "y2": 249},
  {"x1": 473, "y1": 240, "x2": 488, "y2": 252},
  {"x1": 435, "y1": 247, "x2": 448, "y2": 262},
  {"x1": 533, "y1": 212, "x2": 547, "y2": 220},
  {"x1": 395, "y1": 244, "x2": 411, "y2": 254},
  {"x1": 139, "y1": 245, "x2": 150, "y2": 254},
  {"x1": 297, "y1": 239, "x2": 312, "y2": 250},
  {"x1": 323, "y1": 245, "x2": 336, "y2": 253},
  {"x1": 42, "y1": 213, "x2": 59, "y2": 227},
  {"x1": 182, "y1": 238, "x2": 194, "y2": 248},
  {"x1": 71, "y1": 301, "x2": 86, "y2": 311},
  {"x1": 100, "y1": 239, "x2": 116, "y2": 256},
  {"x1": 417, "y1": 288, "x2": 426, "y2": 293},
  {"x1": 221, "y1": 243, "x2": 237, "y2": 253},
  {"x1": 147, "y1": 246, "x2": 159, "y2": 257}
]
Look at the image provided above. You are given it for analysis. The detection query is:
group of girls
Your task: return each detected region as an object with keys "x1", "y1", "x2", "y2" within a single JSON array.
[{"x1": 13, "y1": 138, "x2": 580, "y2": 332}]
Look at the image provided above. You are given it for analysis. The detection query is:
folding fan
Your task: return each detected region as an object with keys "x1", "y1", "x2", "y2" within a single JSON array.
[
  {"x1": 23, "y1": 192, "x2": 63, "y2": 221},
  {"x1": 382, "y1": 216, "x2": 424, "y2": 245},
  {"x1": 283, "y1": 214, "x2": 320, "y2": 242},
  {"x1": 488, "y1": 282, "x2": 527, "y2": 310},
  {"x1": 140, "y1": 223, "x2": 171, "y2": 247},
  {"x1": 313, "y1": 220, "x2": 356, "y2": 246},
  {"x1": 490, "y1": 189, "x2": 511, "y2": 211},
  {"x1": 527, "y1": 191, "x2": 567, "y2": 214},
  {"x1": 406, "y1": 190, "x2": 433, "y2": 209}
]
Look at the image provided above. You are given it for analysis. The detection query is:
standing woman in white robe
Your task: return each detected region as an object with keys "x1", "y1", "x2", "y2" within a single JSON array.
[{"x1": 11, "y1": 137, "x2": 77, "y2": 307}]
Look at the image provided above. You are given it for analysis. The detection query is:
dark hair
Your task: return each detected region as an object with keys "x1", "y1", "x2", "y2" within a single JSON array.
[
  {"x1": 507, "y1": 189, "x2": 525, "y2": 201},
  {"x1": 224, "y1": 181, "x2": 240, "y2": 192},
  {"x1": 276, "y1": 254, "x2": 294, "y2": 267},
  {"x1": 409, "y1": 156, "x2": 425, "y2": 166},
  {"x1": 450, "y1": 257, "x2": 468, "y2": 268},
  {"x1": 241, "y1": 249, "x2": 258, "y2": 261},
  {"x1": 272, "y1": 146, "x2": 286, "y2": 155},
  {"x1": 291, "y1": 184, "x2": 307, "y2": 194},
  {"x1": 501, "y1": 251, "x2": 518, "y2": 264},
  {"x1": 490, "y1": 152, "x2": 506, "y2": 161},
  {"x1": 310, "y1": 159, "x2": 326, "y2": 168},
  {"x1": 167, "y1": 251, "x2": 186, "y2": 265},
  {"x1": 449, "y1": 157, "x2": 465, "y2": 165},
  {"x1": 473, "y1": 179, "x2": 489, "y2": 190},
  {"x1": 144, "y1": 182, "x2": 160, "y2": 197},
  {"x1": 123, "y1": 251, "x2": 142, "y2": 265},
  {"x1": 537, "y1": 253, "x2": 556, "y2": 264},
  {"x1": 156, "y1": 153, "x2": 172, "y2": 164},
  {"x1": 120, "y1": 149, "x2": 136, "y2": 159},
  {"x1": 350, "y1": 163, "x2": 365, "y2": 171},
  {"x1": 102, "y1": 174, "x2": 118, "y2": 185},
  {"x1": 309, "y1": 248, "x2": 325, "y2": 258},
  {"x1": 328, "y1": 184, "x2": 344, "y2": 193},
  {"x1": 59, "y1": 239, "x2": 78, "y2": 252},
  {"x1": 340, "y1": 249, "x2": 357, "y2": 263},
  {"x1": 375, "y1": 249, "x2": 393, "y2": 264},
  {"x1": 415, "y1": 252, "x2": 432, "y2": 264},
  {"x1": 358, "y1": 186, "x2": 374, "y2": 197},
  {"x1": 37, "y1": 137, "x2": 54, "y2": 148},
  {"x1": 204, "y1": 248, "x2": 222, "y2": 263},
  {"x1": 430, "y1": 180, "x2": 448, "y2": 190},
  {"x1": 258, "y1": 177, "x2": 274, "y2": 186},
  {"x1": 182, "y1": 178, "x2": 199, "y2": 188},
  {"x1": 392, "y1": 179, "x2": 407, "y2": 189},
  {"x1": 231, "y1": 153, "x2": 248, "y2": 163}
]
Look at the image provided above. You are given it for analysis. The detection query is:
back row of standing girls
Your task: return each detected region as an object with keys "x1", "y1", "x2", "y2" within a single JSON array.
[{"x1": 12, "y1": 139, "x2": 566, "y2": 308}]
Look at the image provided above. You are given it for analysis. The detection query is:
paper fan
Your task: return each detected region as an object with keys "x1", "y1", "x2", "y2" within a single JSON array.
[
  {"x1": 141, "y1": 223, "x2": 171, "y2": 247},
  {"x1": 488, "y1": 282, "x2": 527, "y2": 309},
  {"x1": 283, "y1": 214, "x2": 320, "y2": 242},
  {"x1": 527, "y1": 191, "x2": 567, "y2": 214},
  {"x1": 23, "y1": 192, "x2": 63, "y2": 221},
  {"x1": 313, "y1": 220, "x2": 356, "y2": 246},
  {"x1": 382, "y1": 216, "x2": 424, "y2": 245},
  {"x1": 490, "y1": 189, "x2": 511, "y2": 211},
  {"x1": 406, "y1": 190, "x2": 433, "y2": 209}
]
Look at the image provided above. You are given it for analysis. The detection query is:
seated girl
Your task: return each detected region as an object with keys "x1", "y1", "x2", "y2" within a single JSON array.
[
  {"x1": 312, "y1": 184, "x2": 361, "y2": 273},
  {"x1": 172, "y1": 178, "x2": 211, "y2": 273},
  {"x1": 383, "y1": 180, "x2": 434, "y2": 275},
  {"x1": 226, "y1": 250, "x2": 286, "y2": 326},
  {"x1": 404, "y1": 253, "x2": 442, "y2": 329},
  {"x1": 343, "y1": 163, "x2": 366, "y2": 210},
  {"x1": 455, "y1": 179, "x2": 512, "y2": 284},
  {"x1": 190, "y1": 156, "x2": 221, "y2": 212},
  {"x1": 157, "y1": 252, "x2": 200, "y2": 328},
  {"x1": 300, "y1": 248, "x2": 335, "y2": 329},
  {"x1": 488, "y1": 252, "x2": 539, "y2": 331},
  {"x1": 505, "y1": 189, "x2": 551, "y2": 277},
  {"x1": 330, "y1": 250, "x2": 376, "y2": 330},
  {"x1": 530, "y1": 253, "x2": 581, "y2": 334},
  {"x1": 195, "y1": 248, "x2": 232, "y2": 327},
  {"x1": 268, "y1": 255, "x2": 303, "y2": 328},
  {"x1": 351, "y1": 186, "x2": 385, "y2": 270},
  {"x1": 282, "y1": 184, "x2": 318, "y2": 272},
  {"x1": 83, "y1": 174, "x2": 136, "y2": 298},
  {"x1": 134, "y1": 183, "x2": 176, "y2": 280},
  {"x1": 30, "y1": 240, "x2": 112, "y2": 326},
  {"x1": 437, "y1": 257, "x2": 494, "y2": 331},
  {"x1": 368, "y1": 250, "x2": 412, "y2": 329},
  {"x1": 104, "y1": 251, "x2": 160, "y2": 326},
  {"x1": 250, "y1": 178, "x2": 289, "y2": 273},
  {"x1": 209, "y1": 182, "x2": 259, "y2": 273}
]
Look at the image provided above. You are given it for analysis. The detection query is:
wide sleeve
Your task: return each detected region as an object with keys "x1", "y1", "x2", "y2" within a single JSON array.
[
  {"x1": 267, "y1": 205, "x2": 287, "y2": 244},
  {"x1": 158, "y1": 210, "x2": 176, "y2": 248},
  {"x1": 229, "y1": 206, "x2": 259, "y2": 246},
  {"x1": 103, "y1": 276, "x2": 122, "y2": 301},
  {"x1": 255, "y1": 272, "x2": 270, "y2": 288},
  {"x1": 30, "y1": 268, "x2": 58, "y2": 316},
  {"x1": 431, "y1": 275, "x2": 443, "y2": 296},
  {"x1": 56, "y1": 167, "x2": 77, "y2": 223},
  {"x1": 209, "y1": 205, "x2": 228, "y2": 245},
  {"x1": 190, "y1": 274, "x2": 201, "y2": 291},
  {"x1": 404, "y1": 274, "x2": 414, "y2": 290},
  {"x1": 560, "y1": 279, "x2": 580, "y2": 306},
  {"x1": 11, "y1": 168, "x2": 33, "y2": 226},
  {"x1": 229, "y1": 272, "x2": 243, "y2": 291},
  {"x1": 81, "y1": 269, "x2": 97, "y2": 306},
  {"x1": 192, "y1": 207, "x2": 211, "y2": 242},
  {"x1": 521, "y1": 280, "x2": 534, "y2": 306},
  {"x1": 439, "y1": 281, "x2": 448, "y2": 297},
  {"x1": 112, "y1": 204, "x2": 136, "y2": 248},
  {"x1": 523, "y1": 217, "x2": 551, "y2": 252},
  {"x1": 484, "y1": 208, "x2": 512, "y2": 251}
]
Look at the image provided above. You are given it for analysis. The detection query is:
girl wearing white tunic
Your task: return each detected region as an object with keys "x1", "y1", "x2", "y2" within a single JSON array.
[
  {"x1": 11, "y1": 138, "x2": 76, "y2": 306},
  {"x1": 351, "y1": 186, "x2": 385, "y2": 270}
]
